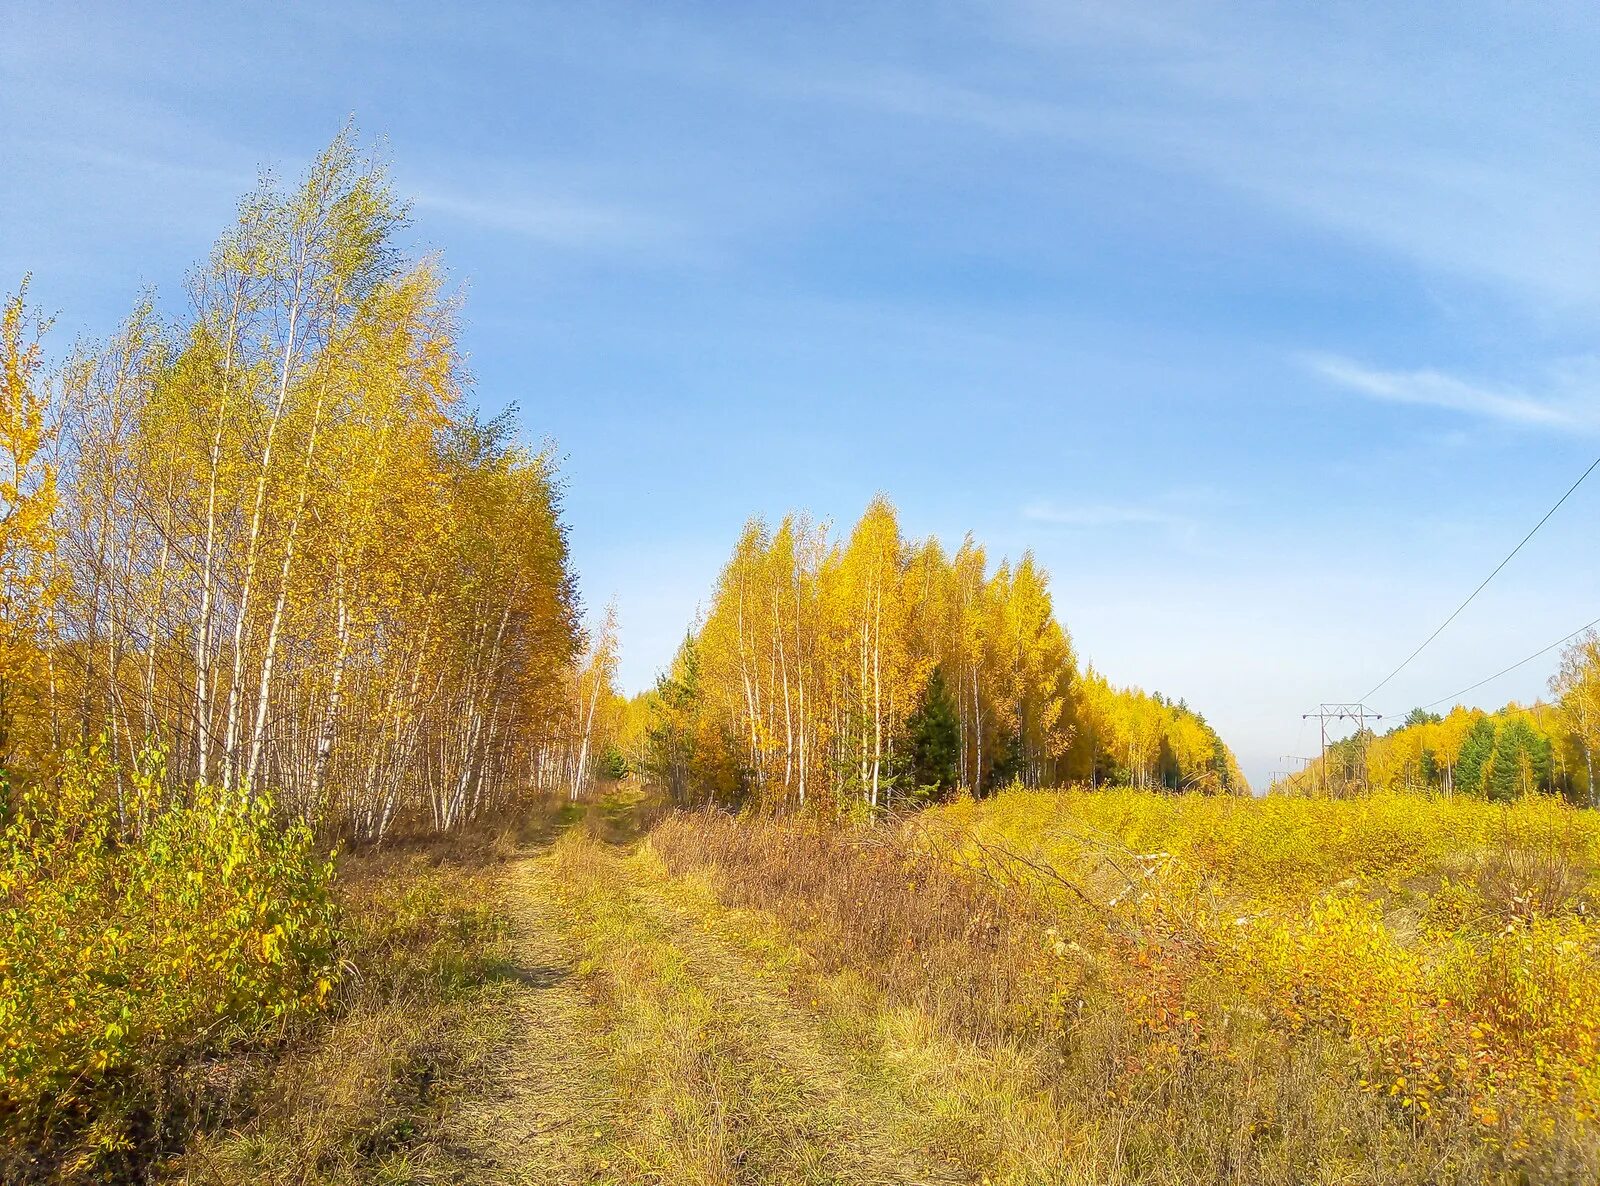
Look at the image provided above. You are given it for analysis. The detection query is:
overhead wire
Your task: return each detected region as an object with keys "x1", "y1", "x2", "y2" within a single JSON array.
[
  {"x1": 1358, "y1": 453, "x2": 1600, "y2": 702},
  {"x1": 1420, "y1": 614, "x2": 1600, "y2": 712}
]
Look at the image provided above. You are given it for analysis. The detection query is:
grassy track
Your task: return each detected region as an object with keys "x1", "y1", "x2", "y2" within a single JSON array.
[
  {"x1": 435, "y1": 855, "x2": 620, "y2": 1182},
  {"x1": 442, "y1": 824, "x2": 964, "y2": 1185},
  {"x1": 183, "y1": 788, "x2": 1600, "y2": 1184},
  {"x1": 198, "y1": 786, "x2": 1600, "y2": 1184}
]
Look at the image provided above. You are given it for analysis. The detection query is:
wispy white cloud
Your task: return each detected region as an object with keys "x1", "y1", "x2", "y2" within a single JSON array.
[
  {"x1": 805, "y1": 70, "x2": 1088, "y2": 140},
  {"x1": 25, "y1": 138, "x2": 252, "y2": 191},
  {"x1": 779, "y1": 3, "x2": 1600, "y2": 317},
  {"x1": 1022, "y1": 501, "x2": 1187, "y2": 528},
  {"x1": 409, "y1": 187, "x2": 683, "y2": 253},
  {"x1": 1304, "y1": 354, "x2": 1591, "y2": 429}
]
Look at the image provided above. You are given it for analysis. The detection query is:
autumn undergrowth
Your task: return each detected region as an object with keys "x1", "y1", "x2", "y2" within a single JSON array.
[
  {"x1": 540, "y1": 829, "x2": 948, "y2": 1183},
  {"x1": 650, "y1": 786, "x2": 1600, "y2": 1185},
  {"x1": 181, "y1": 790, "x2": 642, "y2": 1185},
  {"x1": 0, "y1": 753, "x2": 338, "y2": 1182},
  {"x1": 0, "y1": 746, "x2": 552, "y2": 1185},
  {"x1": 180, "y1": 832, "x2": 517, "y2": 1186}
]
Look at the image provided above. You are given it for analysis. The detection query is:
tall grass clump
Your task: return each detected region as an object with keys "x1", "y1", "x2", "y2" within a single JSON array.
[
  {"x1": 651, "y1": 808, "x2": 1057, "y2": 1042},
  {"x1": 0, "y1": 751, "x2": 338, "y2": 1180}
]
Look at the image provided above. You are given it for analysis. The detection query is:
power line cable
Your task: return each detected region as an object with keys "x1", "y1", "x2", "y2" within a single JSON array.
[
  {"x1": 1360, "y1": 454, "x2": 1600, "y2": 701},
  {"x1": 1420, "y1": 614, "x2": 1600, "y2": 711}
]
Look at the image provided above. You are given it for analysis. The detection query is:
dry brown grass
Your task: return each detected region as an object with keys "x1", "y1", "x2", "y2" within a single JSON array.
[
  {"x1": 170, "y1": 787, "x2": 660, "y2": 1185},
  {"x1": 1472, "y1": 819, "x2": 1592, "y2": 923},
  {"x1": 118, "y1": 785, "x2": 1596, "y2": 1184},
  {"x1": 171, "y1": 830, "x2": 526, "y2": 1186},
  {"x1": 536, "y1": 828, "x2": 963, "y2": 1184},
  {"x1": 650, "y1": 808, "x2": 1061, "y2": 1045}
]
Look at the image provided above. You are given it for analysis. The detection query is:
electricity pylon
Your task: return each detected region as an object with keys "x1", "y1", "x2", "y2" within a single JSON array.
[{"x1": 1300, "y1": 704, "x2": 1382, "y2": 794}]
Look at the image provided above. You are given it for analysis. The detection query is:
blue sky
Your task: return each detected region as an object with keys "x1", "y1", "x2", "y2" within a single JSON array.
[{"x1": 6, "y1": 1, "x2": 1600, "y2": 787}]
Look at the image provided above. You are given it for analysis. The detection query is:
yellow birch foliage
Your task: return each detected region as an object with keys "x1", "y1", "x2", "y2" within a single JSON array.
[
  {"x1": 29, "y1": 131, "x2": 584, "y2": 841},
  {"x1": 661, "y1": 497, "x2": 1243, "y2": 811},
  {"x1": 0, "y1": 282, "x2": 58, "y2": 775}
]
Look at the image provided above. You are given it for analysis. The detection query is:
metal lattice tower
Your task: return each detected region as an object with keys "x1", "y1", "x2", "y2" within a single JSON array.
[{"x1": 1300, "y1": 704, "x2": 1382, "y2": 794}]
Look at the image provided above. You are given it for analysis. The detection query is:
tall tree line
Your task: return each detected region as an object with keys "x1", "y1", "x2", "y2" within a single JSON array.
[
  {"x1": 637, "y1": 496, "x2": 1245, "y2": 811},
  {"x1": 1, "y1": 133, "x2": 588, "y2": 841}
]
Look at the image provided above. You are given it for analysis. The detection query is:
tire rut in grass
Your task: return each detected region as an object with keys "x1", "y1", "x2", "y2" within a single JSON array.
[
  {"x1": 556, "y1": 839, "x2": 967, "y2": 1185},
  {"x1": 435, "y1": 855, "x2": 619, "y2": 1184}
]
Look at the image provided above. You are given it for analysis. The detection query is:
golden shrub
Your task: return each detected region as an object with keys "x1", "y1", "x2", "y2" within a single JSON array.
[
  {"x1": 928, "y1": 786, "x2": 1600, "y2": 1152},
  {"x1": 0, "y1": 750, "x2": 339, "y2": 1176}
]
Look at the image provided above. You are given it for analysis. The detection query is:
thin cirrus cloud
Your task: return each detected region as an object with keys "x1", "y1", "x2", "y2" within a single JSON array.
[
  {"x1": 1303, "y1": 354, "x2": 1592, "y2": 431},
  {"x1": 774, "y1": 4, "x2": 1600, "y2": 317},
  {"x1": 1022, "y1": 502, "x2": 1188, "y2": 528},
  {"x1": 408, "y1": 186, "x2": 687, "y2": 255}
]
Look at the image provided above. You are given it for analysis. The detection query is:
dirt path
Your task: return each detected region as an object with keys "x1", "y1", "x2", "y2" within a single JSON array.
[
  {"x1": 438, "y1": 832, "x2": 966, "y2": 1185},
  {"x1": 435, "y1": 856, "x2": 619, "y2": 1184}
]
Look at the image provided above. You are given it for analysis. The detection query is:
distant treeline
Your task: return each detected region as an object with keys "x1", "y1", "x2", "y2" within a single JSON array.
[
  {"x1": 1282, "y1": 633, "x2": 1600, "y2": 804},
  {"x1": 604, "y1": 497, "x2": 1246, "y2": 811}
]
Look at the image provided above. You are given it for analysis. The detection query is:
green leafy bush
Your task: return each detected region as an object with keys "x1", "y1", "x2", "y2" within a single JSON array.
[{"x1": 0, "y1": 750, "x2": 339, "y2": 1177}]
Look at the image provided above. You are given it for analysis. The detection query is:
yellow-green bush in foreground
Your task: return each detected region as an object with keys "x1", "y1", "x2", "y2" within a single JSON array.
[
  {"x1": 187, "y1": 841, "x2": 515, "y2": 1184},
  {"x1": 0, "y1": 754, "x2": 338, "y2": 1178}
]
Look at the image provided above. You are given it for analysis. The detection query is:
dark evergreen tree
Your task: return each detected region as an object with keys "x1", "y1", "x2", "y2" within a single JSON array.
[
  {"x1": 1420, "y1": 746, "x2": 1440, "y2": 787},
  {"x1": 1400, "y1": 707, "x2": 1443, "y2": 732},
  {"x1": 600, "y1": 743, "x2": 629, "y2": 781},
  {"x1": 645, "y1": 634, "x2": 703, "y2": 805},
  {"x1": 906, "y1": 665, "x2": 961, "y2": 798},
  {"x1": 1456, "y1": 718, "x2": 1497, "y2": 797},
  {"x1": 1485, "y1": 717, "x2": 1552, "y2": 801}
]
